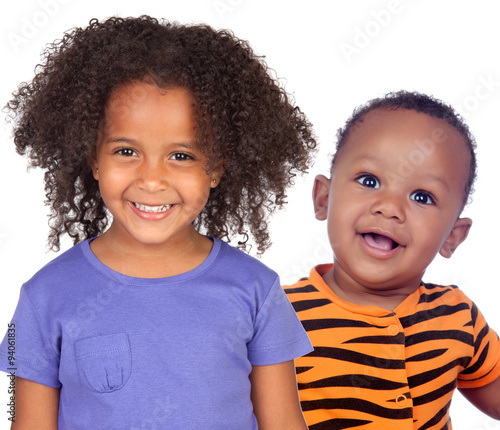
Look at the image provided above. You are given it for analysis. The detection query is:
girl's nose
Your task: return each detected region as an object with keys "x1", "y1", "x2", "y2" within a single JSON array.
[{"x1": 137, "y1": 160, "x2": 169, "y2": 192}]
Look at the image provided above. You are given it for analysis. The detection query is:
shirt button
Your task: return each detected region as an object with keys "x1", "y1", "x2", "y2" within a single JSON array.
[
  {"x1": 388, "y1": 325, "x2": 399, "y2": 335},
  {"x1": 396, "y1": 394, "x2": 408, "y2": 406}
]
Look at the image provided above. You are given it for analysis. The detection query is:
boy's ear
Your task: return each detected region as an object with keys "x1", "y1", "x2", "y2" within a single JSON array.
[
  {"x1": 312, "y1": 174, "x2": 331, "y2": 221},
  {"x1": 439, "y1": 217, "x2": 472, "y2": 258}
]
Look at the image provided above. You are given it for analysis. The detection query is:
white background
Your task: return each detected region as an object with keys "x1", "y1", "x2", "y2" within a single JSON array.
[{"x1": 1, "y1": 1, "x2": 499, "y2": 428}]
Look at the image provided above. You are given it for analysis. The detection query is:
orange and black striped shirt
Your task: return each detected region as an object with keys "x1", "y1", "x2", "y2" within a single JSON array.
[{"x1": 285, "y1": 264, "x2": 500, "y2": 429}]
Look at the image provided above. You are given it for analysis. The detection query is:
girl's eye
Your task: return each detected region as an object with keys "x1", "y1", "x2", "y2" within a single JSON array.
[
  {"x1": 116, "y1": 147, "x2": 137, "y2": 157},
  {"x1": 410, "y1": 191, "x2": 434, "y2": 205},
  {"x1": 356, "y1": 175, "x2": 380, "y2": 189},
  {"x1": 171, "y1": 153, "x2": 193, "y2": 161}
]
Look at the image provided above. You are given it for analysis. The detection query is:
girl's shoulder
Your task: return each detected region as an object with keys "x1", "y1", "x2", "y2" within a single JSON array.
[
  {"x1": 216, "y1": 239, "x2": 277, "y2": 278},
  {"x1": 22, "y1": 240, "x2": 92, "y2": 297}
]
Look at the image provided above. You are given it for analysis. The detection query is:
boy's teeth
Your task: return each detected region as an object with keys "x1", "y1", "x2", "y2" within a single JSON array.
[{"x1": 134, "y1": 203, "x2": 172, "y2": 213}]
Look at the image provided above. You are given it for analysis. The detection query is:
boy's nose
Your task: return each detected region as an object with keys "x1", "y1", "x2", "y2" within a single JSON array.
[{"x1": 370, "y1": 193, "x2": 406, "y2": 222}]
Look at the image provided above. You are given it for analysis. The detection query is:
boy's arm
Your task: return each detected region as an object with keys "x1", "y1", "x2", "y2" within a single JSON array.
[
  {"x1": 11, "y1": 377, "x2": 59, "y2": 430},
  {"x1": 249, "y1": 360, "x2": 308, "y2": 429},
  {"x1": 459, "y1": 375, "x2": 500, "y2": 420}
]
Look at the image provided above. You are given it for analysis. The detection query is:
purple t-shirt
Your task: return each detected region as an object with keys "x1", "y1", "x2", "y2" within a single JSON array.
[{"x1": 0, "y1": 238, "x2": 312, "y2": 429}]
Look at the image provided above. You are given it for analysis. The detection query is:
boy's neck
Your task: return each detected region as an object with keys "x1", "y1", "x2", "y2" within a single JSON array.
[{"x1": 322, "y1": 265, "x2": 422, "y2": 312}]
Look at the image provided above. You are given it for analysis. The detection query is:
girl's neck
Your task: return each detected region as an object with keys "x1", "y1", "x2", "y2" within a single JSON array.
[{"x1": 89, "y1": 229, "x2": 214, "y2": 279}]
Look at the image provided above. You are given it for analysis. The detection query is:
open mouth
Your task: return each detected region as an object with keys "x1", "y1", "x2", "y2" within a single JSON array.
[
  {"x1": 134, "y1": 202, "x2": 173, "y2": 213},
  {"x1": 362, "y1": 233, "x2": 400, "y2": 251}
]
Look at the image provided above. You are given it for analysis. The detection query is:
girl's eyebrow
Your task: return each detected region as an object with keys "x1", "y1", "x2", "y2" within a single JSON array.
[
  {"x1": 173, "y1": 143, "x2": 197, "y2": 149},
  {"x1": 102, "y1": 137, "x2": 198, "y2": 149},
  {"x1": 102, "y1": 137, "x2": 135, "y2": 145}
]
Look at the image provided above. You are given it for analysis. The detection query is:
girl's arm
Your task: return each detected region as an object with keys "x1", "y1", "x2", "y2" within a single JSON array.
[
  {"x1": 459, "y1": 375, "x2": 500, "y2": 420},
  {"x1": 11, "y1": 377, "x2": 59, "y2": 430},
  {"x1": 249, "y1": 360, "x2": 308, "y2": 430}
]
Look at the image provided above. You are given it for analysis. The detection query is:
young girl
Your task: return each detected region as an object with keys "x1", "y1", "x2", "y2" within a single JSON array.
[{"x1": 0, "y1": 16, "x2": 316, "y2": 429}]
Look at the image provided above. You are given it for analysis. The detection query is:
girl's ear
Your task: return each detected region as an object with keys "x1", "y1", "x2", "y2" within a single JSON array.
[
  {"x1": 88, "y1": 154, "x2": 99, "y2": 181},
  {"x1": 210, "y1": 162, "x2": 225, "y2": 188},
  {"x1": 312, "y1": 174, "x2": 331, "y2": 221},
  {"x1": 439, "y1": 217, "x2": 472, "y2": 258}
]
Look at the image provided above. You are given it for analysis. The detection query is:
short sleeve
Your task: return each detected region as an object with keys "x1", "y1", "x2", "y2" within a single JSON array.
[
  {"x1": 458, "y1": 301, "x2": 500, "y2": 389},
  {"x1": 247, "y1": 276, "x2": 313, "y2": 366},
  {"x1": 0, "y1": 286, "x2": 61, "y2": 388}
]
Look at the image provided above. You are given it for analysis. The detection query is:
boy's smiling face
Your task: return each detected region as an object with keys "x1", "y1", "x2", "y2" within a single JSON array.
[{"x1": 313, "y1": 108, "x2": 472, "y2": 308}]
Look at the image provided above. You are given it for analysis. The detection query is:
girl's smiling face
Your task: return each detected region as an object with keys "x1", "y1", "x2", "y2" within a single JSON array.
[
  {"x1": 92, "y1": 81, "x2": 221, "y2": 255},
  {"x1": 313, "y1": 108, "x2": 472, "y2": 308}
]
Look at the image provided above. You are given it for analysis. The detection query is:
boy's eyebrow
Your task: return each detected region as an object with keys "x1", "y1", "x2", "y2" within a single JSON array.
[
  {"x1": 419, "y1": 173, "x2": 450, "y2": 190},
  {"x1": 351, "y1": 154, "x2": 450, "y2": 190},
  {"x1": 351, "y1": 154, "x2": 379, "y2": 163}
]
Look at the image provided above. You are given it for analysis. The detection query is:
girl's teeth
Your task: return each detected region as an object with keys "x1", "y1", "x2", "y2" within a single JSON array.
[{"x1": 134, "y1": 203, "x2": 172, "y2": 213}]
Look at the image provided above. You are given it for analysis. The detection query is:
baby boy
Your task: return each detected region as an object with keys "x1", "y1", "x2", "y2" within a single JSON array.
[{"x1": 286, "y1": 91, "x2": 500, "y2": 429}]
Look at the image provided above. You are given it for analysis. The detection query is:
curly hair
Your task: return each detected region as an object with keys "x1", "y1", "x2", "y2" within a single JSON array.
[
  {"x1": 6, "y1": 15, "x2": 317, "y2": 254},
  {"x1": 332, "y1": 90, "x2": 477, "y2": 207}
]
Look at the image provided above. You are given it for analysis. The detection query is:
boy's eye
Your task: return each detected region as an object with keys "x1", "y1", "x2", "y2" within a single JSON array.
[
  {"x1": 116, "y1": 147, "x2": 137, "y2": 157},
  {"x1": 410, "y1": 191, "x2": 434, "y2": 205},
  {"x1": 356, "y1": 175, "x2": 380, "y2": 189}
]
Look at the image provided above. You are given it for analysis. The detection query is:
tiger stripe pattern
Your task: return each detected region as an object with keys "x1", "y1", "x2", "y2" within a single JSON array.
[{"x1": 285, "y1": 264, "x2": 500, "y2": 429}]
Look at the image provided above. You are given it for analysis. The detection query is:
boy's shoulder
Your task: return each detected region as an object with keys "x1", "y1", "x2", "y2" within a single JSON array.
[
  {"x1": 418, "y1": 281, "x2": 472, "y2": 306},
  {"x1": 283, "y1": 264, "x2": 331, "y2": 292},
  {"x1": 283, "y1": 265, "x2": 476, "y2": 317},
  {"x1": 284, "y1": 264, "x2": 472, "y2": 298}
]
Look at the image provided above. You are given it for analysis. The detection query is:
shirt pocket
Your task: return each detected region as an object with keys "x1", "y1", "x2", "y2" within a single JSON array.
[{"x1": 74, "y1": 333, "x2": 131, "y2": 393}]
